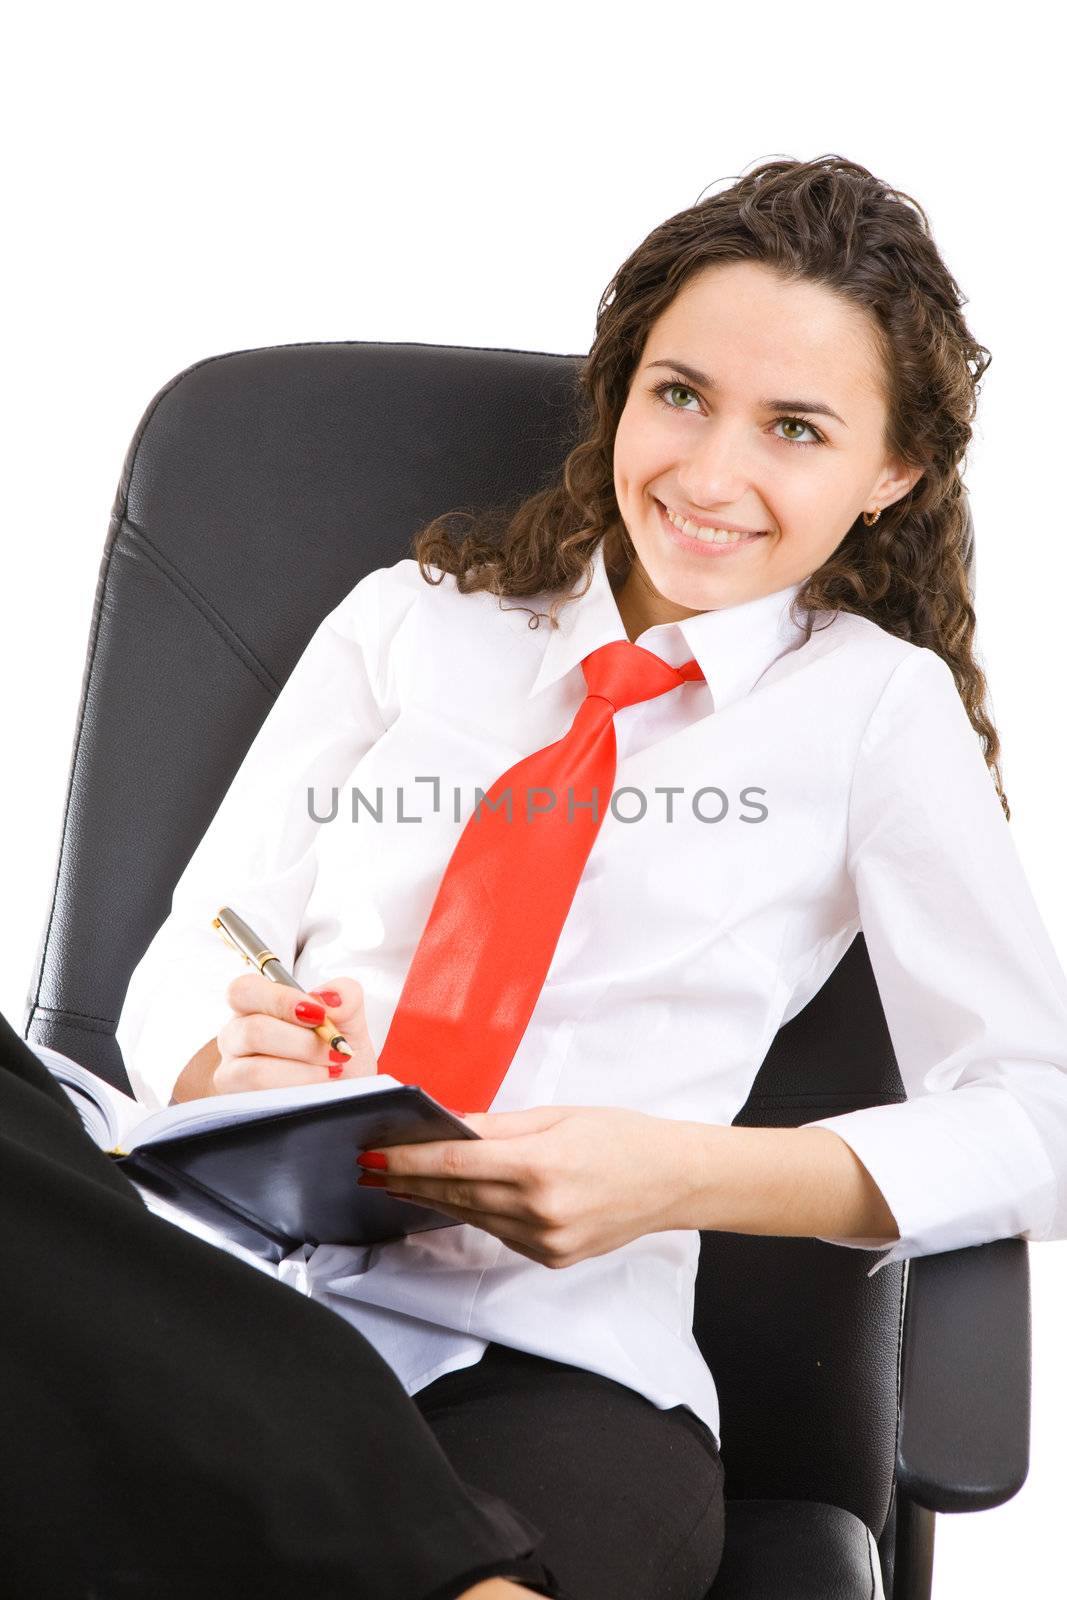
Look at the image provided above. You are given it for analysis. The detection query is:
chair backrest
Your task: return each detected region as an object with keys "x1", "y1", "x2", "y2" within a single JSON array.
[{"x1": 24, "y1": 341, "x2": 975, "y2": 1540}]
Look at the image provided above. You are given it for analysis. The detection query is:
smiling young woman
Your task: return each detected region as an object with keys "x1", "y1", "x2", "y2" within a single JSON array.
[
  {"x1": 608, "y1": 261, "x2": 924, "y2": 634},
  {"x1": 412, "y1": 152, "x2": 1006, "y2": 820},
  {"x1": 105, "y1": 152, "x2": 1067, "y2": 1600}
]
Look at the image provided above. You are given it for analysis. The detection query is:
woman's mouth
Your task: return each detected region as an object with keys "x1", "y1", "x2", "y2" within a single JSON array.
[{"x1": 655, "y1": 499, "x2": 769, "y2": 556}]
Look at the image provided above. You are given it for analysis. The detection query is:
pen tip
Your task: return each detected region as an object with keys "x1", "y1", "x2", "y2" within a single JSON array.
[{"x1": 333, "y1": 1039, "x2": 353, "y2": 1057}]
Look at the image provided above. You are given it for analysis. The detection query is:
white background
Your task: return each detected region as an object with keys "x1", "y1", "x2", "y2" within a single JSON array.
[{"x1": 2, "y1": 3, "x2": 1063, "y2": 1592}]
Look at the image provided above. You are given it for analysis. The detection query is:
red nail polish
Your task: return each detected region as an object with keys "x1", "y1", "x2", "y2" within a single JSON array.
[
  {"x1": 295, "y1": 1000, "x2": 325, "y2": 1023},
  {"x1": 327, "y1": 1062, "x2": 344, "y2": 1079},
  {"x1": 357, "y1": 1151, "x2": 388, "y2": 1171},
  {"x1": 357, "y1": 1173, "x2": 388, "y2": 1187},
  {"x1": 312, "y1": 989, "x2": 343, "y2": 1008},
  {"x1": 328, "y1": 1048, "x2": 348, "y2": 1064}
]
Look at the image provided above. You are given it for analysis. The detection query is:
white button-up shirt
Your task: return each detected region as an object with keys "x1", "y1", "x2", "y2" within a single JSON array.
[{"x1": 116, "y1": 539, "x2": 1067, "y2": 1447}]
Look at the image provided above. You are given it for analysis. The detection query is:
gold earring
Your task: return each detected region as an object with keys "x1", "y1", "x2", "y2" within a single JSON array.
[{"x1": 862, "y1": 508, "x2": 881, "y2": 527}]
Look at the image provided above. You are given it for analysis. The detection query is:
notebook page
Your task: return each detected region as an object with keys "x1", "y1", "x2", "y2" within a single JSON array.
[
  {"x1": 124, "y1": 1072, "x2": 413, "y2": 1152},
  {"x1": 30, "y1": 1043, "x2": 144, "y2": 1149}
]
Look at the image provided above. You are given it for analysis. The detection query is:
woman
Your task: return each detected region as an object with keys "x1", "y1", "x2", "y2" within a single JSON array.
[{"x1": 116, "y1": 153, "x2": 1067, "y2": 1600}]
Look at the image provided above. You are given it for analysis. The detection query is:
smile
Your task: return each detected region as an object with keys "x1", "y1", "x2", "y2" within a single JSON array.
[{"x1": 655, "y1": 500, "x2": 768, "y2": 554}]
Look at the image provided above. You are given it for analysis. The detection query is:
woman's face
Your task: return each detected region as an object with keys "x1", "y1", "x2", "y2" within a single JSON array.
[{"x1": 611, "y1": 260, "x2": 924, "y2": 636}]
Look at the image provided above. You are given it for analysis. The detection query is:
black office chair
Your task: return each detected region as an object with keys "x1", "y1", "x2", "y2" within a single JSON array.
[{"x1": 23, "y1": 341, "x2": 1029, "y2": 1599}]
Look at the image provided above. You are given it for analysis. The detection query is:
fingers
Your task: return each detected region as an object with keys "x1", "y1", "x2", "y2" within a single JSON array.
[
  {"x1": 225, "y1": 970, "x2": 332, "y2": 1023},
  {"x1": 224, "y1": 972, "x2": 367, "y2": 1036},
  {"x1": 361, "y1": 1186, "x2": 558, "y2": 1265},
  {"x1": 217, "y1": 971, "x2": 378, "y2": 1090},
  {"x1": 216, "y1": 1010, "x2": 335, "y2": 1069},
  {"x1": 213, "y1": 1053, "x2": 350, "y2": 1095},
  {"x1": 307, "y1": 976, "x2": 377, "y2": 1077},
  {"x1": 360, "y1": 1172, "x2": 528, "y2": 1217},
  {"x1": 303, "y1": 976, "x2": 366, "y2": 1029}
]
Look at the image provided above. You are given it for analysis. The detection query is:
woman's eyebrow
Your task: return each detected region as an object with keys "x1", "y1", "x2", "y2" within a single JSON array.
[{"x1": 644, "y1": 358, "x2": 849, "y2": 428}]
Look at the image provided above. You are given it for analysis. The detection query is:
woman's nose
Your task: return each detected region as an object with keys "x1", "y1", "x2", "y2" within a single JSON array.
[{"x1": 675, "y1": 439, "x2": 753, "y2": 508}]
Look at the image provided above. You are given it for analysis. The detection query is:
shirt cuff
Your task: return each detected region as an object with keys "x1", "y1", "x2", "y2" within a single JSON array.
[{"x1": 801, "y1": 1086, "x2": 1059, "y2": 1278}]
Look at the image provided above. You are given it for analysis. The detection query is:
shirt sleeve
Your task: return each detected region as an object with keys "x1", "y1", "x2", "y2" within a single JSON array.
[
  {"x1": 115, "y1": 568, "x2": 390, "y2": 1110},
  {"x1": 800, "y1": 645, "x2": 1067, "y2": 1277}
]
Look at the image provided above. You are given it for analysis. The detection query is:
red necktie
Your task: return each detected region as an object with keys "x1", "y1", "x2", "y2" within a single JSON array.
[{"x1": 376, "y1": 639, "x2": 706, "y2": 1111}]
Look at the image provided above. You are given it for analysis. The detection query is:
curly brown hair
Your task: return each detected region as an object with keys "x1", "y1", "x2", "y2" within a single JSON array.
[{"x1": 412, "y1": 153, "x2": 1008, "y2": 819}]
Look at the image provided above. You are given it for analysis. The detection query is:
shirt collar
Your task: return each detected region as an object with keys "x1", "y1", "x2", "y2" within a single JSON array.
[{"x1": 526, "y1": 539, "x2": 812, "y2": 713}]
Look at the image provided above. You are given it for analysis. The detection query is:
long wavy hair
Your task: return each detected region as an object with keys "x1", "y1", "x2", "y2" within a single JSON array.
[{"x1": 412, "y1": 153, "x2": 1008, "y2": 818}]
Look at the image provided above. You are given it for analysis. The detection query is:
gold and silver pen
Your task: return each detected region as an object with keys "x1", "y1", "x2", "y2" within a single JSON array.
[{"x1": 211, "y1": 905, "x2": 353, "y2": 1059}]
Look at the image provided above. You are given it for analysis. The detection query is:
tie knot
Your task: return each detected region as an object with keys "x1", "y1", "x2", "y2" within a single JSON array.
[{"x1": 580, "y1": 639, "x2": 705, "y2": 714}]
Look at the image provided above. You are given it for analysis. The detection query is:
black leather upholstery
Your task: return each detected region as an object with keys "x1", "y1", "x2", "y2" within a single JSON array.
[
  {"x1": 713, "y1": 1500, "x2": 883, "y2": 1598},
  {"x1": 897, "y1": 1238, "x2": 1030, "y2": 1511},
  {"x1": 23, "y1": 340, "x2": 1022, "y2": 1600},
  {"x1": 24, "y1": 343, "x2": 590, "y2": 1085}
]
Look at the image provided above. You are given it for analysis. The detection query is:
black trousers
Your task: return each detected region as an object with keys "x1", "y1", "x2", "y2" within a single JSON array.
[{"x1": 0, "y1": 1012, "x2": 726, "y2": 1599}]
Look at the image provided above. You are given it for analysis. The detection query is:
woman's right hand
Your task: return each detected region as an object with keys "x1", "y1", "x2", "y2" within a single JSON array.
[{"x1": 211, "y1": 972, "x2": 378, "y2": 1094}]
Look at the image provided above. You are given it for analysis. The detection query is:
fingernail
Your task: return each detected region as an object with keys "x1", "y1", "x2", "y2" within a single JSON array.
[
  {"x1": 327, "y1": 1062, "x2": 345, "y2": 1079},
  {"x1": 311, "y1": 989, "x2": 342, "y2": 1008},
  {"x1": 295, "y1": 1000, "x2": 325, "y2": 1023},
  {"x1": 357, "y1": 1151, "x2": 388, "y2": 1171},
  {"x1": 328, "y1": 1048, "x2": 348, "y2": 1064},
  {"x1": 357, "y1": 1173, "x2": 388, "y2": 1187}
]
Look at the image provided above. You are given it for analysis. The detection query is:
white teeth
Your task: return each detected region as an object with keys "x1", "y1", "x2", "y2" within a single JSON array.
[{"x1": 663, "y1": 505, "x2": 759, "y2": 543}]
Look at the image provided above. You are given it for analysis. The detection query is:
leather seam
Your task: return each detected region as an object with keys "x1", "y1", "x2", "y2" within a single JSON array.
[
  {"x1": 24, "y1": 509, "x2": 124, "y2": 1041},
  {"x1": 745, "y1": 1092, "x2": 907, "y2": 1107},
  {"x1": 24, "y1": 520, "x2": 281, "y2": 1046},
  {"x1": 123, "y1": 517, "x2": 283, "y2": 695},
  {"x1": 27, "y1": 1006, "x2": 115, "y2": 1032},
  {"x1": 889, "y1": 1259, "x2": 908, "y2": 1583}
]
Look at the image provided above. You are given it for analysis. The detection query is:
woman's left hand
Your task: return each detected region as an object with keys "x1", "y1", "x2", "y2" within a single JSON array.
[{"x1": 356, "y1": 1105, "x2": 692, "y2": 1269}]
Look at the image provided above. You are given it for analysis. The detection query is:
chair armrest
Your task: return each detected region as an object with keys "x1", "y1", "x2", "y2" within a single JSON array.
[{"x1": 896, "y1": 1238, "x2": 1030, "y2": 1511}]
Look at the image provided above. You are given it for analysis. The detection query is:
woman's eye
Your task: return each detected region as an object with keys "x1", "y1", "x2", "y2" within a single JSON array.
[
  {"x1": 773, "y1": 417, "x2": 823, "y2": 447},
  {"x1": 650, "y1": 379, "x2": 825, "y2": 447},
  {"x1": 657, "y1": 382, "x2": 701, "y2": 412}
]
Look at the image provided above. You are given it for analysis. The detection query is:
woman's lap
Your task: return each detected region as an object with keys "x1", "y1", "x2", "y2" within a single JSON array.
[
  {"x1": 414, "y1": 1342, "x2": 726, "y2": 1600},
  {"x1": 0, "y1": 1018, "x2": 723, "y2": 1599}
]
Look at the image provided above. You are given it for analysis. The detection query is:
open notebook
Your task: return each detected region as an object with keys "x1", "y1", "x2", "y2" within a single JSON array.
[{"x1": 36, "y1": 1043, "x2": 475, "y2": 1263}]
